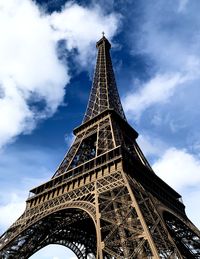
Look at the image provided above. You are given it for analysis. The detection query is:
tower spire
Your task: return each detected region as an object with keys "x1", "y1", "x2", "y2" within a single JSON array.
[{"x1": 83, "y1": 35, "x2": 126, "y2": 122}]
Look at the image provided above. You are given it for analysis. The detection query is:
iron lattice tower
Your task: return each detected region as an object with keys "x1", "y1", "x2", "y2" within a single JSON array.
[{"x1": 0, "y1": 36, "x2": 200, "y2": 259}]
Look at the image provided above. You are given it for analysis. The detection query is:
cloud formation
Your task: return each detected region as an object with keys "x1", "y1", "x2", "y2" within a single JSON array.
[
  {"x1": 123, "y1": 73, "x2": 185, "y2": 120},
  {"x1": 123, "y1": 0, "x2": 200, "y2": 120},
  {"x1": 137, "y1": 134, "x2": 167, "y2": 158},
  {"x1": 153, "y1": 147, "x2": 200, "y2": 191},
  {"x1": 0, "y1": 0, "x2": 68, "y2": 148},
  {"x1": 153, "y1": 147, "x2": 200, "y2": 228},
  {"x1": 49, "y1": 2, "x2": 120, "y2": 66},
  {"x1": 0, "y1": 0, "x2": 120, "y2": 149}
]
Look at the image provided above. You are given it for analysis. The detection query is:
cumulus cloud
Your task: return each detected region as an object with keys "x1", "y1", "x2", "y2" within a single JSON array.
[
  {"x1": 123, "y1": 73, "x2": 186, "y2": 120},
  {"x1": 153, "y1": 147, "x2": 200, "y2": 228},
  {"x1": 153, "y1": 148, "x2": 200, "y2": 191},
  {"x1": 0, "y1": 0, "x2": 120, "y2": 149},
  {"x1": 123, "y1": 0, "x2": 200, "y2": 120},
  {"x1": 49, "y1": 2, "x2": 120, "y2": 66},
  {"x1": 0, "y1": 0, "x2": 68, "y2": 148},
  {"x1": 137, "y1": 134, "x2": 167, "y2": 158}
]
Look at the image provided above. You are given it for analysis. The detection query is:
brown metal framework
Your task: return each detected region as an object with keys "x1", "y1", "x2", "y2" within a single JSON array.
[{"x1": 0, "y1": 36, "x2": 200, "y2": 258}]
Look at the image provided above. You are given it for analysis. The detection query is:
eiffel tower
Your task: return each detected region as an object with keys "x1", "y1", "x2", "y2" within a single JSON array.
[{"x1": 0, "y1": 35, "x2": 200, "y2": 259}]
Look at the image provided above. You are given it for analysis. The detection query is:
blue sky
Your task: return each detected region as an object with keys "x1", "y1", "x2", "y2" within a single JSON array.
[{"x1": 1, "y1": 0, "x2": 200, "y2": 258}]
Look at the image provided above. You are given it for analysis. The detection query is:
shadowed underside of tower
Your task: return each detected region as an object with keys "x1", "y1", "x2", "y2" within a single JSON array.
[{"x1": 0, "y1": 36, "x2": 200, "y2": 259}]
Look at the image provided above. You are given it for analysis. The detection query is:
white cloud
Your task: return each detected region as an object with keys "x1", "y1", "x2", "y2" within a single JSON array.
[
  {"x1": 49, "y1": 2, "x2": 120, "y2": 67},
  {"x1": 153, "y1": 147, "x2": 200, "y2": 190},
  {"x1": 0, "y1": 0, "x2": 120, "y2": 149},
  {"x1": 124, "y1": 0, "x2": 200, "y2": 120},
  {"x1": 137, "y1": 134, "x2": 167, "y2": 158},
  {"x1": 123, "y1": 73, "x2": 186, "y2": 120},
  {"x1": 0, "y1": 0, "x2": 68, "y2": 148},
  {"x1": 153, "y1": 147, "x2": 200, "y2": 228},
  {"x1": 0, "y1": 192, "x2": 26, "y2": 231}
]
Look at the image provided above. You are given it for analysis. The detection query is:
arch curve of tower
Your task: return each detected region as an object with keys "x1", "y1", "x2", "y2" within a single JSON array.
[{"x1": 1, "y1": 203, "x2": 98, "y2": 259}]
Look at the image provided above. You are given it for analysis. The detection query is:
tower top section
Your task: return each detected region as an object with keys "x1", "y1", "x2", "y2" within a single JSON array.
[
  {"x1": 96, "y1": 34, "x2": 111, "y2": 49},
  {"x1": 83, "y1": 35, "x2": 126, "y2": 122}
]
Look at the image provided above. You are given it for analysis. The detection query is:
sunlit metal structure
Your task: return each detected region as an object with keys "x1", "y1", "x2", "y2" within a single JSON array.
[{"x1": 0, "y1": 36, "x2": 200, "y2": 258}]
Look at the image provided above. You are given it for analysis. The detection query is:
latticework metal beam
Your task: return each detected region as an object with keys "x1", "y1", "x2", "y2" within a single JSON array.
[{"x1": 0, "y1": 36, "x2": 200, "y2": 259}]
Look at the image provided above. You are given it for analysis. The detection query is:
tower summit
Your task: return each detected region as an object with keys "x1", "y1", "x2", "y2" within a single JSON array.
[
  {"x1": 0, "y1": 36, "x2": 200, "y2": 258},
  {"x1": 83, "y1": 35, "x2": 126, "y2": 122}
]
